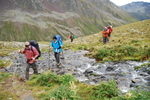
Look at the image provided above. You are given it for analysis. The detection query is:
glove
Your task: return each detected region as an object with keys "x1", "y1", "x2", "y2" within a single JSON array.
[{"x1": 32, "y1": 57, "x2": 35, "y2": 60}]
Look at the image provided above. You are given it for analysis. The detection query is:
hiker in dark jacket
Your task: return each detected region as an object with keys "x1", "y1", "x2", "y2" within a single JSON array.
[
  {"x1": 19, "y1": 42, "x2": 39, "y2": 80},
  {"x1": 69, "y1": 34, "x2": 75, "y2": 42},
  {"x1": 50, "y1": 36, "x2": 63, "y2": 66}
]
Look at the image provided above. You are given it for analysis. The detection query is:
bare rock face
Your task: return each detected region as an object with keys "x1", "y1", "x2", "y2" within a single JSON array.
[{"x1": 0, "y1": 0, "x2": 135, "y2": 41}]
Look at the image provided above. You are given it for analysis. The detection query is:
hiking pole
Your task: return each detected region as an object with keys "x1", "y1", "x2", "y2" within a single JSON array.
[{"x1": 48, "y1": 47, "x2": 51, "y2": 70}]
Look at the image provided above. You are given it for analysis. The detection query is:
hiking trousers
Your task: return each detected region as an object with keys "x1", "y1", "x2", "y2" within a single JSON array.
[
  {"x1": 26, "y1": 63, "x2": 38, "y2": 80},
  {"x1": 103, "y1": 37, "x2": 109, "y2": 44},
  {"x1": 54, "y1": 52, "x2": 60, "y2": 64},
  {"x1": 71, "y1": 38, "x2": 74, "y2": 42}
]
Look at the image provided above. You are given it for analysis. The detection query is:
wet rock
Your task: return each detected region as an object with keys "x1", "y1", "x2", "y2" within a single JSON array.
[{"x1": 106, "y1": 67, "x2": 114, "y2": 71}]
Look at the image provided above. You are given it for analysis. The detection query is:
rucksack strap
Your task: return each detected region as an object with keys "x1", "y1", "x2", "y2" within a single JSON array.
[{"x1": 30, "y1": 46, "x2": 34, "y2": 54}]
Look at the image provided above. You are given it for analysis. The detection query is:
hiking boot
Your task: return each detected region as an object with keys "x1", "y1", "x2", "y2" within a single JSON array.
[
  {"x1": 60, "y1": 57, "x2": 65, "y2": 59},
  {"x1": 56, "y1": 63, "x2": 61, "y2": 66}
]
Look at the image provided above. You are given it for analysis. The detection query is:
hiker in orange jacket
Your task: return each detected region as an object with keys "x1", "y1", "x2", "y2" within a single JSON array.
[
  {"x1": 102, "y1": 27, "x2": 109, "y2": 44},
  {"x1": 107, "y1": 26, "x2": 113, "y2": 38}
]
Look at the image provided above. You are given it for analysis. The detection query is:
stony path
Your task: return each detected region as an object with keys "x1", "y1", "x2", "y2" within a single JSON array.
[{"x1": 4, "y1": 49, "x2": 95, "y2": 78}]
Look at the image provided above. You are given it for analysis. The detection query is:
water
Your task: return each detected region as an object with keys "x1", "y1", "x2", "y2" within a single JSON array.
[{"x1": 80, "y1": 61, "x2": 150, "y2": 92}]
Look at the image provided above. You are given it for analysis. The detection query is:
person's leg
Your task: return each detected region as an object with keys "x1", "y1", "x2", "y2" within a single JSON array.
[
  {"x1": 25, "y1": 64, "x2": 30, "y2": 80},
  {"x1": 61, "y1": 51, "x2": 64, "y2": 59},
  {"x1": 71, "y1": 39, "x2": 73, "y2": 42},
  {"x1": 103, "y1": 37, "x2": 106, "y2": 44},
  {"x1": 32, "y1": 63, "x2": 38, "y2": 74},
  {"x1": 108, "y1": 34, "x2": 110, "y2": 37},
  {"x1": 106, "y1": 37, "x2": 109, "y2": 42},
  {"x1": 54, "y1": 52, "x2": 60, "y2": 64},
  {"x1": 56, "y1": 52, "x2": 60, "y2": 64},
  {"x1": 60, "y1": 48, "x2": 64, "y2": 59}
]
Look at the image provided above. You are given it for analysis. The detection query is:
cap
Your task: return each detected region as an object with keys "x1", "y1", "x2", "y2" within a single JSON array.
[{"x1": 25, "y1": 41, "x2": 30, "y2": 46}]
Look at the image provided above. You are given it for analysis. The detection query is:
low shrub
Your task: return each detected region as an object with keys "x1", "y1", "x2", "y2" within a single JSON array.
[
  {"x1": 43, "y1": 85, "x2": 80, "y2": 100},
  {"x1": 119, "y1": 46, "x2": 138, "y2": 56},
  {"x1": 91, "y1": 80, "x2": 119, "y2": 99},
  {"x1": 143, "y1": 47, "x2": 150, "y2": 59},
  {"x1": 60, "y1": 74, "x2": 75, "y2": 85},
  {"x1": 95, "y1": 48, "x2": 114, "y2": 60},
  {"x1": 29, "y1": 72, "x2": 75, "y2": 87},
  {"x1": 29, "y1": 72, "x2": 60, "y2": 87}
]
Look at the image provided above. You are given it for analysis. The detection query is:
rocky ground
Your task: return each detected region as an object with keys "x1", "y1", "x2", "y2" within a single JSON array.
[{"x1": 1, "y1": 49, "x2": 150, "y2": 93}]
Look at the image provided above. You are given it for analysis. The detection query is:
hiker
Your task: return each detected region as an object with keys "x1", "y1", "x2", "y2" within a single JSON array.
[
  {"x1": 69, "y1": 34, "x2": 75, "y2": 42},
  {"x1": 19, "y1": 41, "x2": 39, "y2": 80},
  {"x1": 50, "y1": 36, "x2": 63, "y2": 66},
  {"x1": 107, "y1": 25, "x2": 113, "y2": 38},
  {"x1": 55, "y1": 34, "x2": 64, "y2": 59},
  {"x1": 101, "y1": 27, "x2": 109, "y2": 44}
]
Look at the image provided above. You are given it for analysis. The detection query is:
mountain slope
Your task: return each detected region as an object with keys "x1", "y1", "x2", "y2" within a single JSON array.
[
  {"x1": 0, "y1": 0, "x2": 136, "y2": 41},
  {"x1": 121, "y1": 2, "x2": 150, "y2": 20}
]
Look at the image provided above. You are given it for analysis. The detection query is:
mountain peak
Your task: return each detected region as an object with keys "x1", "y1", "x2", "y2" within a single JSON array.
[{"x1": 121, "y1": 1, "x2": 150, "y2": 20}]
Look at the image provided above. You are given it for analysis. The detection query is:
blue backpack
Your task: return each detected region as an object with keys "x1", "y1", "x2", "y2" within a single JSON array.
[{"x1": 55, "y1": 35, "x2": 62, "y2": 42}]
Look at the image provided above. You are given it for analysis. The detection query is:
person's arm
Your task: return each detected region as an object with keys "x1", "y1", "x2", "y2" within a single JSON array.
[
  {"x1": 59, "y1": 41, "x2": 63, "y2": 47},
  {"x1": 19, "y1": 49, "x2": 25, "y2": 54}
]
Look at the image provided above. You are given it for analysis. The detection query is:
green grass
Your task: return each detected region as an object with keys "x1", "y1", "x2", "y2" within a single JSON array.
[
  {"x1": 0, "y1": 60, "x2": 11, "y2": 68},
  {"x1": 28, "y1": 72, "x2": 75, "y2": 87},
  {"x1": 42, "y1": 85, "x2": 80, "y2": 100},
  {"x1": 0, "y1": 72, "x2": 11, "y2": 82},
  {"x1": 91, "y1": 80, "x2": 119, "y2": 100}
]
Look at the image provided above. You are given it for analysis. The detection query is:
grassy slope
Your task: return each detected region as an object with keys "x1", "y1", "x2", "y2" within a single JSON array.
[{"x1": 64, "y1": 19, "x2": 150, "y2": 61}]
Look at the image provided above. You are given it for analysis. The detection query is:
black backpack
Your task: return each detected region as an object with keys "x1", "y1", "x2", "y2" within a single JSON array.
[{"x1": 29, "y1": 40, "x2": 41, "y2": 59}]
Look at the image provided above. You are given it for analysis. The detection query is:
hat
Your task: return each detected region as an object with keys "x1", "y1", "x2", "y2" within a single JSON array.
[{"x1": 25, "y1": 41, "x2": 30, "y2": 46}]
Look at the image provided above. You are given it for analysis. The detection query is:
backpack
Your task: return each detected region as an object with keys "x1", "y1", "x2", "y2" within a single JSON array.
[{"x1": 29, "y1": 40, "x2": 41, "y2": 59}]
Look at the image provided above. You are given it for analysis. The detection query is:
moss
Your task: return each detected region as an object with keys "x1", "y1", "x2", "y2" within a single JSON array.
[{"x1": 0, "y1": 60, "x2": 12, "y2": 68}]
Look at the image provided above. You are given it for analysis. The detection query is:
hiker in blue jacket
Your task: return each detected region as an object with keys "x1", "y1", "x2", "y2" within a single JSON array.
[
  {"x1": 55, "y1": 34, "x2": 64, "y2": 59},
  {"x1": 50, "y1": 36, "x2": 63, "y2": 66}
]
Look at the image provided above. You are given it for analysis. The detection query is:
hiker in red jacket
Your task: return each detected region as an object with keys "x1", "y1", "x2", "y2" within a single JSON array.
[
  {"x1": 101, "y1": 27, "x2": 109, "y2": 44},
  {"x1": 19, "y1": 42, "x2": 39, "y2": 80},
  {"x1": 107, "y1": 26, "x2": 113, "y2": 38}
]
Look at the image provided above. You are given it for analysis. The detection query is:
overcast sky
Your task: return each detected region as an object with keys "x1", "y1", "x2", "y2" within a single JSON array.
[{"x1": 110, "y1": 0, "x2": 150, "y2": 6}]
